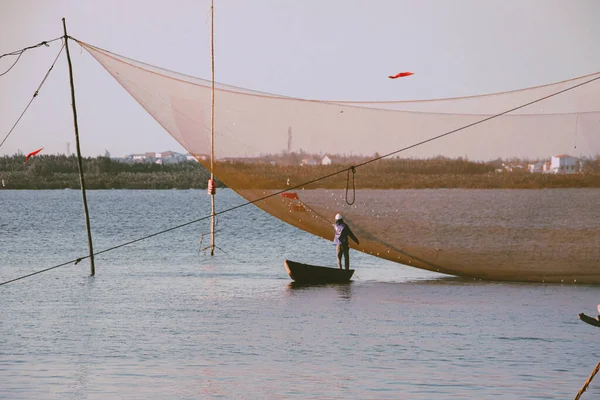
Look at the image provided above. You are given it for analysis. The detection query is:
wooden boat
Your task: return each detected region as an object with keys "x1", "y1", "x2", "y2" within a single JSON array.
[
  {"x1": 578, "y1": 313, "x2": 600, "y2": 328},
  {"x1": 284, "y1": 259, "x2": 354, "y2": 283}
]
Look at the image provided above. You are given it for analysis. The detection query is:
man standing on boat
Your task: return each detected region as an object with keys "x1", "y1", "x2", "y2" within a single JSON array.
[{"x1": 333, "y1": 213, "x2": 359, "y2": 270}]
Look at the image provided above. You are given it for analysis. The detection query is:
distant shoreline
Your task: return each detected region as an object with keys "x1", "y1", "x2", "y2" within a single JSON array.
[
  {"x1": 2, "y1": 172, "x2": 600, "y2": 190},
  {"x1": 2, "y1": 154, "x2": 600, "y2": 190}
]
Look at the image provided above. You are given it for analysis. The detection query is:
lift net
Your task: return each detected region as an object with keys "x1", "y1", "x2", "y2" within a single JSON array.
[{"x1": 80, "y1": 41, "x2": 600, "y2": 283}]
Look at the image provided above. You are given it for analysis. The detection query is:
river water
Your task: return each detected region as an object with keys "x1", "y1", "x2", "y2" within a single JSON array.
[{"x1": 1, "y1": 189, "x2": 599, "y2": 399}]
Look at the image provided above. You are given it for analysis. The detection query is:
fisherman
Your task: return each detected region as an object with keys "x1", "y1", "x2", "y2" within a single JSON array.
[{"x1": 333, "y1": 213, "x2": 359, "y2": 270}]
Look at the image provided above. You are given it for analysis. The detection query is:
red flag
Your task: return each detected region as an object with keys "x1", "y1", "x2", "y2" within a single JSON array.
[
  {"x1": 25, "y1": 147, "x2": 43, "y2": 164},
  {"x1": 388, "y1": 72, "x2": 414, "y2": 79}
]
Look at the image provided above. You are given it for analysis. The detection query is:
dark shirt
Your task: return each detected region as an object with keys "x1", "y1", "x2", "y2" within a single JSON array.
[{"x1": 333, "y1": 221, "x2": 358, "y2": 245}]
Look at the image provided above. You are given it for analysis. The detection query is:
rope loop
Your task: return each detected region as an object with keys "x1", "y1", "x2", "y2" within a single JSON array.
[{"x1": 345, "y1": 166, "x2": 356, "y2": 205}]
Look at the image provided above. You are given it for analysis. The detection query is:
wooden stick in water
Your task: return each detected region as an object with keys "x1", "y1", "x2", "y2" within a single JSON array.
[
  {"x1": 62, "y1": 18, "x2": 96, "y2": 276},
  {"x1": 209, "y1": 0, "x2": 216, "y2": 256},
  {"x1": 574, "y1": 360, "x2": 600, "y2": 400}
]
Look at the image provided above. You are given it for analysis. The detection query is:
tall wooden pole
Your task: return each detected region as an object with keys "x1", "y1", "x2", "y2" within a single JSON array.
[
  {"x1": 209, "y1": 0, "x2": 216, "y2": 256},
  {"x1": 62, "y1": 18, "x2": 96, "y2": 275}
]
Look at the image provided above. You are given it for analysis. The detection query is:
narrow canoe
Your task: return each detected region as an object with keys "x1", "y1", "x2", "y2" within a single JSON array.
[
  {"x1": 579, "y1": 313, "x2": 600, "y2": 328},
  {"x1": 284, "y1": 259, "x2": 354, "y2": 283}
]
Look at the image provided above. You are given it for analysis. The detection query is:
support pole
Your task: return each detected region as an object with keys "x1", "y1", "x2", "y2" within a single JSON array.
[
  {"x1": 209, "y1": 0, "x2": 216, "y2": 256},
  {"x1": 574, "y1": 360, "x2": 600, "y2": 400},
  {"x1": 62, "y1": 18, "x2": 95, "y2": 275}
]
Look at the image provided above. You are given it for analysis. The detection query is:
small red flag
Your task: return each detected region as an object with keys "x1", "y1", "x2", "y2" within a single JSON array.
[
  {"x1": 25, "y1": 147, "x2": 43, "y2": 164},
  {"x1": 388, "y1": 72, "x2": 414, "y2": 79}
]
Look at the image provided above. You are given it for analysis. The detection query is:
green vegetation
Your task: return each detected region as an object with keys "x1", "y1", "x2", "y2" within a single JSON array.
[
  {"x1": 0, "y1": 154, "x2": 221, "y2": 189},
  {"x1": 1, "y1": 154, "x2": 600, "y2": 189}
]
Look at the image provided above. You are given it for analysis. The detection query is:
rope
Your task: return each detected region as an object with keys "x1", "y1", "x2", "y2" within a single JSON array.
[
  {"x1": 1, "y1": 226, "x2": 222, "y2": 286},
  {"x1": 0, "y1": 42, "x2": 65, "y2": 149},
  {"x1": 345, "y1": 166, "x2": 356, "y2": 205},
  {"x1": 0, "y1": 37, "x2": 63, "y2": 77},
  {"x1": 2, "y1": 67, "x2": 599, "y2": 286},
  {"x1": 0, "y1": 37, "x2": 61, "y2": 59},
  {"x1": 0, "y1": 37, "x2": 62, "y2": 60},
  {"x1": 298, "y1": 200, "x2": 332, "y2": 224},
  {"x1": 0, "y1": 52, "x2": 23, "y2": 77}
]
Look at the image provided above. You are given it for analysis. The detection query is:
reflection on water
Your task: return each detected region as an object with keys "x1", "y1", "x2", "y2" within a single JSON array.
[
  {"x1": 335, "y1": 282, "x2": 353, "y2": 300},
  {"x1": 287, "y1": 281, "x2": 354, "y2": 300}
]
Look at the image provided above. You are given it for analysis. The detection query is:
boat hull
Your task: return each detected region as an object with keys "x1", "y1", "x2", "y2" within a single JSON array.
[
  {"x1": 284, "y1": 260, "x2": 354, "y2": 283},
  {"x1": 579, "y1": 313, "x2": 600, "y2": 328}
]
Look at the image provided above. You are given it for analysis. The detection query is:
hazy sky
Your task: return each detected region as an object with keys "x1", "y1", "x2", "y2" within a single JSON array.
[{"x1": 1, "y1": 0, "x2": 599, "y2": 157}]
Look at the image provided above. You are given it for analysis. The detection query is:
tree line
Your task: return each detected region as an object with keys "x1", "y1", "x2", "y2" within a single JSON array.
[
  {"x1": 0, "y1": 154, "x2": 221, "y2": 189},
  {"x1": 217, "y1": 156, "x2": 600, "y2": 189},
  {"x1": 1, "y1": 154, "x2": 600, "y2": 189}
]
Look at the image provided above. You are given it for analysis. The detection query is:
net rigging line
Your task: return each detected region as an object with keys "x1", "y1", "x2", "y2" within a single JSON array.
[
  {"x1": 0, "y1": 52, "x2": 24, "y2": 77},
  {"x1": 1, "y1": 70, "x2": 599, "y2": 287},
  {"x1": 0, "y1": 37, "x2": 63, "y2": 76},
  {"x1": 0, "y1": 41, "x2": 65, "y2": 149},
  {"x1": 0, "y1": 225, "x2": 227, "y2": 287}
]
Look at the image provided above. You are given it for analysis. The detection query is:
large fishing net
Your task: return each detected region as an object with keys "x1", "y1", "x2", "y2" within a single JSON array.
[{"x1": 79, "y1": 40, "x2": 600, "y2": 283}]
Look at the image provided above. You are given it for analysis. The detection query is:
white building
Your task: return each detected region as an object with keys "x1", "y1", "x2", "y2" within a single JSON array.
[
  {"x1": 130, "y1": 154, "x2": 146, "y2": 162},
  {"x1": 301, "y1": 158, "x2": 318, "y2": 166},
  {"x1": 550, "y1": 154, "x2": 579, "y2": 174},
  {"x1": 527, "y1": 161, "x2": 544, "y2": 173},
  {"x1": 542, "y1": 161, "x2": 552, "y2": 173},
  {"x1": 322, "y1": 155, "x2": 333, "y2": 165}
]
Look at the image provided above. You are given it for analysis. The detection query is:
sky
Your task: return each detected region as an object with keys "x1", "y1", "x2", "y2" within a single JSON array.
[{"x1": 1, "y1": 0, "x2": 599, "y2": 157}]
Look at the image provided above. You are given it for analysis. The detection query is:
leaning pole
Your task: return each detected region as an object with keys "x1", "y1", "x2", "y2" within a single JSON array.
[{"x1": 62, "y1": 18, "x2": 96, "y2": 276}]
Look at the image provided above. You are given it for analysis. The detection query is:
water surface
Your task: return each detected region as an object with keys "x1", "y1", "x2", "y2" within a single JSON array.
[{"x1": 1, "y1": 189, "x2": 599, "y2": 399}]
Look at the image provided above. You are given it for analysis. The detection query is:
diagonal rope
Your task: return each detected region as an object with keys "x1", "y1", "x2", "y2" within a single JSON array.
[
  {"x1": 0, "y1": 225, "x2": 226, "y2": 286},
  {"x1": 0, "y1": 37, "x2": 63, "y2": 60},
  {"x1": 0, "y1": 42, "x2": 65, "y2": 149},
  {"x1": 2, "y1": 65, "x2": 599, "y2": 286}
]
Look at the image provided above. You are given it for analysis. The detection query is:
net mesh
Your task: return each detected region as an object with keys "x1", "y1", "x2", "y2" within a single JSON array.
[{"x1": 80, "y1": 41, "x2": 600, "y2": 283}]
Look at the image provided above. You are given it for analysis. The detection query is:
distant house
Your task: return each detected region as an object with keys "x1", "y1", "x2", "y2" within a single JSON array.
[
  {"x1": 542, "y1": 161, "x2": 552, "y2": 173},
  {"x1": 527, "y1": 161, "x2": 544, "y2": 173},
  {"x1": 550, "y1": 154, "x2": 579, "y2": 174},
  {"x1": 501, "y1": 162, "x2": 525, "y2": 172},
  {"x1": 322, "y1": 155, "x2": 335, "y2": 165},
  {"x1": 130, "y1": 154, "x2": 146, "y2": 162},
  {"x1": 301, "y1": 158, "x2": 318, "y2": 166},
  {"x1": 501, "y1": 163, "x2": 513, "y2": 172},
  {"x1": 159, "y1": 151, "x2": 188, "y2": 163},
  {"x1": 122, "y1": 151, "x2": 206, "y2": 164}
]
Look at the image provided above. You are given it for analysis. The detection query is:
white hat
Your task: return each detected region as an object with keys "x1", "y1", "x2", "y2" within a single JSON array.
[{"x1": 335, "y1": 213, "x2": 343, "y2": 220}]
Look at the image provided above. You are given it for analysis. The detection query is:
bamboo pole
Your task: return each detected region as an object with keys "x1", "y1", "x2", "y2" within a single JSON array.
[
  {"x1": 62, "y1": 18, "x2": 95, "y2": 276},
  {"x1": 209, "y1": 0, "x2": 216, "y2": 256},
  {"x1": 574, "y1": 360, "x2": 600, "y2": 400}
]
